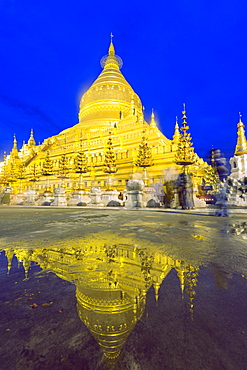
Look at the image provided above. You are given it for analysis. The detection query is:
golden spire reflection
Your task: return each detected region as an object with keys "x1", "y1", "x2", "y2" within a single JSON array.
[{"x1": 2, "y1": 241, "x2": 200, "y2": 360}]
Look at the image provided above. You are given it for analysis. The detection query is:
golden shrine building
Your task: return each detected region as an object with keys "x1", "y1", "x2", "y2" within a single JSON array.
[{"x1": 0, "y1": 39, "x2": 225, "y2": 196}]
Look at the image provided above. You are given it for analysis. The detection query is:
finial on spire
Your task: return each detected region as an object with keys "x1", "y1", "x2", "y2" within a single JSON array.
[
  {"x1": 108, "y1": 33, "x2": 115, "y2": 56},
  {"x1": 239, "y1": 112, "x2": 242, "y2": 122},
  {"x1": 101, "y1": 35, "x2": 123, "y2": 69}
]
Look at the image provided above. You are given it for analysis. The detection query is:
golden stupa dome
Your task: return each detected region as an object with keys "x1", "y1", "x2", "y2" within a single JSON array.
[{"x1": 78, "y1": 37, "x2": 143, "y2": 128}]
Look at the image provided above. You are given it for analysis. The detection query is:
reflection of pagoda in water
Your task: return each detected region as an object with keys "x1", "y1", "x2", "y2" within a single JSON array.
[{"x1": 2, "y1": 243, "x2": 200, "y2": 360}]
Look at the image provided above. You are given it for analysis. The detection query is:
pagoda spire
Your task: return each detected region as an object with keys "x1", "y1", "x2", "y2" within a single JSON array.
[
  {"x1": 9, "y1": 135, "x2": 22, "y2": 183},
  {"x1": 108, "y1": 33, "x2": 115, "y2": 55},
  {"x1": 11, "y1": 134, "x2": 18, "y2": 157},
  {"x1": 235, "y1": 112, "x2": 247, "y2": 155},
  {"x1": 173, "y1": 116, "x2": 180, "y2": 143},
  {"x1": 150, "y1": 109, "x2": 157, "y2": 128},
  {"x1": 175, "y1": 104, "x2": 196, "y2": 167},
  {"x1": 100, "y1": 35, "x2": 123, "y2": 70},
  {"x1": 28, "y1": 129, "x2": 36, "y2": 147}
]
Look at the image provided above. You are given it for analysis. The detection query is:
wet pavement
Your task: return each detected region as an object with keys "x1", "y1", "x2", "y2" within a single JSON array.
[{"x1": 0, "y1": 207, "x2": 247, "y2": 369}]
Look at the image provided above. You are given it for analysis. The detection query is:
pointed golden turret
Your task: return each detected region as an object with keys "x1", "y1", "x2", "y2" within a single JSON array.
[
  {"x1": 28, "y1": 129, "x2": 36, "y2": 147},
  {"x1": 235, "y1": 112, "x2": 247, "y2": 155},
  {"x1": 150, "y1": 109, "x2": 157, "y2": 128},
  {"x1": 8, "y1": 135, "x2": 22, "y2": 182},
  {"x1": 173, "y1": 116, "x2": 180, "y2": 144},
  {"x1": 175, "y1": 104, "x2": 196, "y2": 167},
  {"x1": 101, "y1": 33, "x2": 122, "y2": 71},
  {"x1": 11, "y1": 134, "x2": 19, "y2": 157}
]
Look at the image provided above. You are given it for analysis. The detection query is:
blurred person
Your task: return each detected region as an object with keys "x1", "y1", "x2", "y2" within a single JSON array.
[
  {"x1": 215, "y1": 180, "x2": 229, "y2": 217},
  {"x1": 209, "y1": 149, "x2": 229, "y2": 182}
]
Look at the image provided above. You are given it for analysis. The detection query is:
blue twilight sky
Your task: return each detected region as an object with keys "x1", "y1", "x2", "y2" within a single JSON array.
[{"x1": 1, "y1": 0, "x2": 247, "y2": 162}]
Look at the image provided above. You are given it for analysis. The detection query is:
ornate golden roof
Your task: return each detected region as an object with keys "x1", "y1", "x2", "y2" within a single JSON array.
[{"x1": 78, "y1": 38, "x2": 143, "y2": 127}]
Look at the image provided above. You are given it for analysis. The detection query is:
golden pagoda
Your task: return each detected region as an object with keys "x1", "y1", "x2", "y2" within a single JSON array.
[
  {"x1": 235, "y1": 113, "x2": 247, "y2": 155},
  {"x1": 0, "y1": 37, "x2": 210, "y2": 195},
  {"x1": 229, "y1": 113, "x2": 247, "y2": 181}
]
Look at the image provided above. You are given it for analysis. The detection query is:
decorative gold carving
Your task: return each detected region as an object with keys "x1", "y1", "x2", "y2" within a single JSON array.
[{"x1": 175, "y1": 104, "x2": 196, "y2": 167}]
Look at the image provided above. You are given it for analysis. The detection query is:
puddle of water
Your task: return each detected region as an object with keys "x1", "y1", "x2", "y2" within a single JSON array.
[{"x1": 1, "y1": 242, "x2": 247, "y2": 370}]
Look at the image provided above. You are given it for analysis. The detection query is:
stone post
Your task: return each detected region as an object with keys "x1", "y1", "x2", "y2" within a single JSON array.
[
  {"x1": 51, "y1": 187, "x2": 67, "y2": 206},
  {"x1": 125, "y1": 180, "x2": 144, "y2": 208}
]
